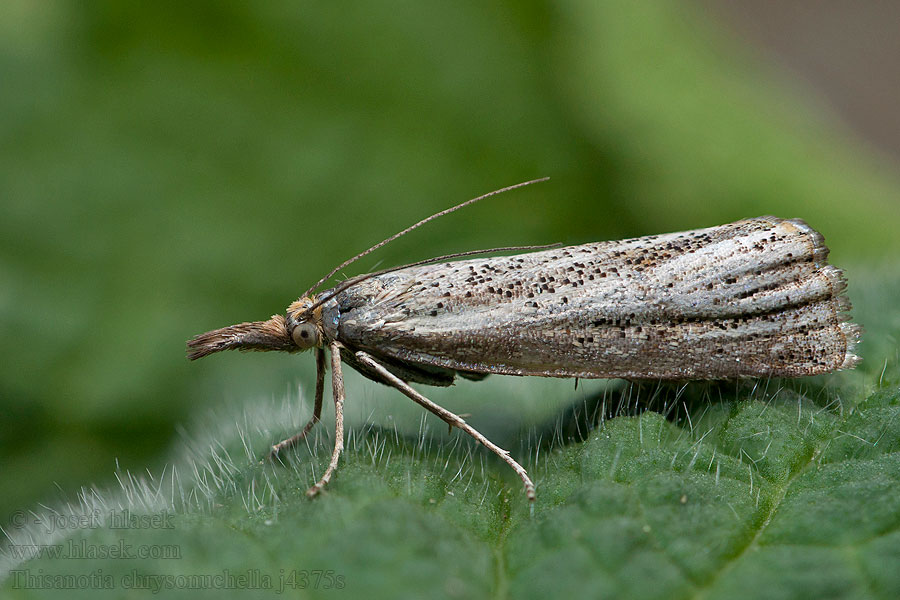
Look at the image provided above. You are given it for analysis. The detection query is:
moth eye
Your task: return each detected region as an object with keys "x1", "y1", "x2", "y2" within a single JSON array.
[{"x1": 290, "y1": 322, "x2": 318, "y2": 350}]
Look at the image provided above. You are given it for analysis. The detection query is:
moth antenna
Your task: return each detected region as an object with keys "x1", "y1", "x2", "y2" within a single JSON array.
[
  {"x1": 305, "y1": 242, "x2": 562, "y2": 314},
  {"x1": 301, "y1": 177, "x2": 550, "y2": 299}
]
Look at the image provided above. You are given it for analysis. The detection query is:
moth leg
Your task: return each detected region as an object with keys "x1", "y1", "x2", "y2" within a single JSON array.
[
  {"x1": 306, "y1": 341, "x2": 346, "y2": 498},
  {"x1": 266, "y1": 346, "x2": 326, "y2": 460},
  {"x1": 355, "y1": 350, "x2": 536, "y2": 502}
]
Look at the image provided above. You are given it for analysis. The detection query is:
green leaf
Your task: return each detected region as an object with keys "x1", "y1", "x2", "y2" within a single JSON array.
[{"x1": 3, "y1": 370, "x2": 899, "y2": 599}]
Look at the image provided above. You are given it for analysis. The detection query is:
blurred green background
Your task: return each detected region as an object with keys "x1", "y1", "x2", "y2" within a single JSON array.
[{"x1": 2, "y1": 0, "x2": 899, "y2": 526}]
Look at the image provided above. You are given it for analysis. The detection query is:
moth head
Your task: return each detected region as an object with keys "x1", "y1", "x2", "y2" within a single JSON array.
[
  {"x1": 186, "y1": 314, "x2": 295, "y2": 360},
  {"x1": 286, "y1": 296, "x2": 323, "y2": 351},
  {"x1": 288, "y1": 320, "x2": 318, "y2": 350}
]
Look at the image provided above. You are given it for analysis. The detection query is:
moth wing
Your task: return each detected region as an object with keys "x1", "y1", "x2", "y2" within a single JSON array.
[{"x1": 336, "y1": 217, "x2": 859, "y2": 380}]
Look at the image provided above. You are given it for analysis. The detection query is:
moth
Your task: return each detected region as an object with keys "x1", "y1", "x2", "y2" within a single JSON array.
[{"x1": 187, "y1": 179, "x2": 860, "y2": 501}]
